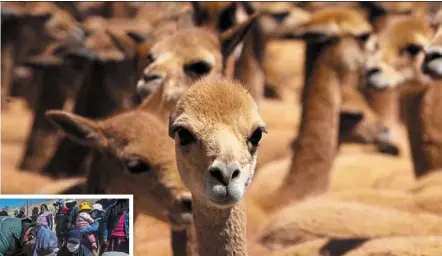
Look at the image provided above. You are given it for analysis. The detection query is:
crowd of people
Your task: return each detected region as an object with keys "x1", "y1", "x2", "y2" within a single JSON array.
[{"x1": 0, "y1": 199, "x2": 130, "y2": 256}]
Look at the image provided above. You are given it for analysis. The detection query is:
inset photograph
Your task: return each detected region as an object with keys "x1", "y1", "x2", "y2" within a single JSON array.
[{"x1": 0, "y1": 195, "x2": 132, "y2": 256}]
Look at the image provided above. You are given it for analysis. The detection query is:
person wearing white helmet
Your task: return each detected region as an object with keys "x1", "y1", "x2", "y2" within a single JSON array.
[{"x1": 79, "y1": 203, "x2": 105, "y2": 255}]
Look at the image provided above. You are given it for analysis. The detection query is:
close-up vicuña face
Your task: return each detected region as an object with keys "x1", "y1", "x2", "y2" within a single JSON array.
[
  {"x1": 136, "y1": 28, "x2": 223, "y2": 105},
  {"x1": 45, "y1": 110, "x2": 193, "y2": 228},
  {"x1": 364, "y1": 18, "x2": 434, "y2": 89},
  {"x1": 98, "y1": 112, "x2": 193, "y2": 227},
  {"x1": 170, "y1": 79, "x2": 265, "y2": 207}
]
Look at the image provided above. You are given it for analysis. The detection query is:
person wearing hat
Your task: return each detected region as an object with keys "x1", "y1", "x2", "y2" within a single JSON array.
[
  {"x1": 76, "y1": 202, "x2": 98, "y2": 255},
  {"x1": 0, "y1": 216, "x2": 58, "y2": 256},
  {"x1": 16, "y1": 207, "x2": 27, "y2": 219},
  {"x1": 80, "y1": 203, "x2": 105, "y2": 255}
]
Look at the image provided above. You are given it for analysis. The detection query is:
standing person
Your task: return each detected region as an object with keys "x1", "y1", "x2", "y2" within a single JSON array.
[
  {"x1": 56, "y1": 199, "x2": 77, "y2": 248},
  {"x1": 54, "y1": 200, "x2": 70, "y2": 248},
  {"x1": 13, "y1": 210, "x2": 18, "y2": 217},
  {"x1": 65, "y1": 200, "x2": 78, "y2": 231},
  {"x1": 76, "y1": 202, "x2": 98, "y2": 256},
  {"x1": 31, "y1": 207, "x2": 39, "y2": 223},
  {"x1": 16, "y1": 207, "x2": 26, "y2": 219},
  {"x1": 102, "y1": 200, "x2": 129, "y2": 253},
  {"x1": 36, "y1": 204, "x2": 53, "y2": 230},
  {"x1": 80, "y1": 203, "x2": 105, "y2": 255}
]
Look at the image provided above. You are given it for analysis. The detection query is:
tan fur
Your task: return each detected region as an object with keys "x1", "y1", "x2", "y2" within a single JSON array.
[
  {"x1": 46, "y1": 105, "x2": 197, "y2": 254},
  {"x1": 414, "y1": 186, "x2": 442, "y2": 215},
  {"x1": 136, "y1": 15, "x2": 256, "y2": 119},
  {"x1": 46, "y1": 108, "x2": 192, "y2": 228},
  {"x1": 363, "y1": 6, "x2": 429, "y2": 149},
  {"x1": 367, "y1": 18, "x2": 442, "y2": 178},
  {"x1": 344, "y1": 236, "x2": 442, "y2": 256},
  {"x1": 235, "y1": 3, "x2": 311, "y2": 104},
  {"x1": 249, "y1": 152, "x2": 414, "y2": 213},
  {"x1": 262, "y1": 40, "x2": 305, "y2": 103},
  {"x1": 171, "y1": 78, "x2": 264, "y2": 256},
  {"x1": 275, "y1": 236, "x2": 442, "y2": 256},
  {"x1": 251, "y1": 8, "x2": 375, "y2": 210},
  {"x1": 192, "y1": 2, "x2": 311, "y2": 104},
  {"x1": 364, "y1": 17, "x2": 434, "y2": 138},
  {"x1": 318, "y1": 189, "x2": 419, "y2": 213},
  {"x1": 1, "y1": 169, "x2": 85, "y2": 194},
  {"x1": 409, "y1": 170, "x2": 442, "y2": 193},
  {"x1": 257, "y1": 198, "x2": 442, "y2": 250},
  {"x1": 270, "y1": 238, "x2": 329, "y2": 256}
]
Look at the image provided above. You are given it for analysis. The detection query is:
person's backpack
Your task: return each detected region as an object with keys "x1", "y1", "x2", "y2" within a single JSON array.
[{"x1": 36, "y1": 212, "x2": 51, "y2": 228}]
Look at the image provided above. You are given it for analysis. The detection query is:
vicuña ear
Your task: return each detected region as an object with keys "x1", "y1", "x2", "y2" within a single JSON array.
[
  {"x1": 219, "y1": 12, "x2": 259, "y2": 58},
  {"x1": 45, "y1": 110, "x2": 107, "y2": 148}
]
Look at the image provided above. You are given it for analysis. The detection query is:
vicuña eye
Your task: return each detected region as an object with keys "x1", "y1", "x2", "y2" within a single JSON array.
[
  {"x1": 124, "y1": 159, "x2": 152, "y2": 174},
  {"x1": 177, "y1": 127, "x2": 196, "y2": 146},
  {"x1": 184, "y1": 61, "x2": 212, "y2": 78},
  {"x1": 404, "y1": 44, "x2": 422, "y2": 56},
  {"x1": 272, "y1": 11, "x2": 290, "y2": 23},
  {"x1": 357, "y1": 33, "x2": 371, "y2": 42},
  {"x1": 249, "y1": 127, "x2": 266, "y2": 146}
]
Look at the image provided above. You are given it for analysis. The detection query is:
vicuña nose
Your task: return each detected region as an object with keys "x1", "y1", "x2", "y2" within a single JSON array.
[
  {"x1": 209, "y1": 161, "x2": 241, "y2": 186},
  {"x1": 424, "y1": 51, "x2": 442, "y2": 62},
  {"x1": 179, "y1": 195, "x2": 192, "y2": 213},
  {"x1": 365, "y1": 67, "x2": 380, "y2": 77}
]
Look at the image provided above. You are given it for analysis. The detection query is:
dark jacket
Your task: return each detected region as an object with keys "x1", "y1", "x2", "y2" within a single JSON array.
[{"x1": 101, "y1": 202, "x2": 129, "y2": 241}]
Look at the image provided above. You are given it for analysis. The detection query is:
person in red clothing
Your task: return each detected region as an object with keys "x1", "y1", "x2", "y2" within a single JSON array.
[{"x1": 102, "y1": 199, "x2": 129, "y2": 253}]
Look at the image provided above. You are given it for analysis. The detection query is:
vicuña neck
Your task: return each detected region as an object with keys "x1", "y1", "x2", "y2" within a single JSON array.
[
  {"x1": 401, "y1": 81, "x2": 442, "y2": 177},
  {"x1": 280, "y1": 40, "x2": 342, "y2": 203},
  {"x1": 366, "y1": 88, "x2": 400, "y2": 127},
  {"x1": 193, "y1": 197, "x2": 247, "y2": 256}
]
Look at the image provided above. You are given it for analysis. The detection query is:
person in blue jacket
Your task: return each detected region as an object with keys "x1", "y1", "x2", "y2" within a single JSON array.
[{"x1": 79, "y1": 203, "x2": 105, "y2": 255}]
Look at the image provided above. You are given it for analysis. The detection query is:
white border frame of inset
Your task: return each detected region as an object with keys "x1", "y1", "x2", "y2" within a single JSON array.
[{"x1": 0, "y1": 194, "x2": 134, "y2": 255}]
